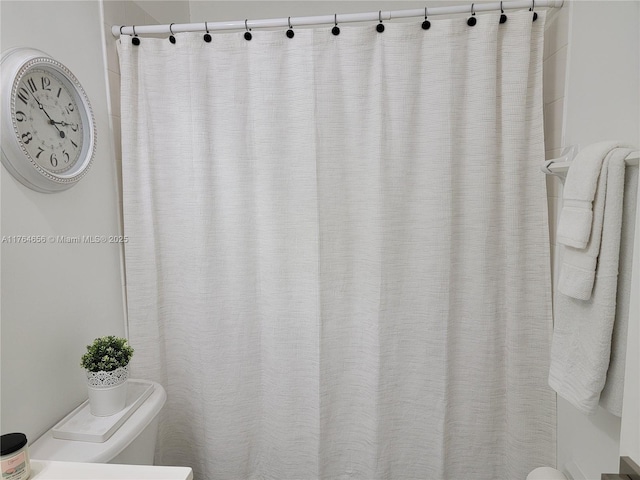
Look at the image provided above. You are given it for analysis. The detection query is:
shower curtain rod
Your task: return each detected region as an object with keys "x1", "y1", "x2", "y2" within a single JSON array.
[{"x1": 111, "y1": 0, "x2": 563, "y2": 37}]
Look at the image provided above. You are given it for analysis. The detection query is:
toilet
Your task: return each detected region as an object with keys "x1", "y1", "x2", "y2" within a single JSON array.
[{"x1": 29, "y1": 379, "x2": 166, "y2": 465}]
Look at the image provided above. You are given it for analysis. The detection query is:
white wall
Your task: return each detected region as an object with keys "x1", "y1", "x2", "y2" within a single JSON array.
[
  {"x1": 548, "y1": 1, "x2": 640, "y2": 479},
  {"x1": 188, "y1": 1, "x2": 444, "y2": 22},
  {"x1": 621, "y1": 180, "x2": 640, "y2": 466},
  {"x1": 0, "y1": 1, "x2": 125, "y2": 443}
]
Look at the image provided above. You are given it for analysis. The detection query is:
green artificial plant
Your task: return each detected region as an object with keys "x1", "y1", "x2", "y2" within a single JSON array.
[{"x1": 80, "y1": 335, "x2": 134, "y2": 373}]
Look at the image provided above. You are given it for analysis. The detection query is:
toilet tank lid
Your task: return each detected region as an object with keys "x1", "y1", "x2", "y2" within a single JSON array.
[{"x1": 30, "y1": 379, "x2": 166, "y2": 463}]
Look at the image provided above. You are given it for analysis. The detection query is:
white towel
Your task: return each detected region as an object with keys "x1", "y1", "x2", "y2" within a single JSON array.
[
  {"x1": 558, "y1": 143, "x2": 633, "y2": 300},
  {"x1": 557, "y1": 151, "x2": 610, "y2": 299},
  {"x1": 549, "y1": 148, "x2": 634, "y2": 415},
  {"x1": 557, "y1": 141, "x2": 629, "y2": 249},
  {"x1": 600, "y1": 165, "x2": 638, "y2": 415}
]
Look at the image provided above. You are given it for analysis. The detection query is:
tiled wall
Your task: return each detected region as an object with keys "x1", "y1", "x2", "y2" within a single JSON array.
[
  {"x1": 542, "y1": 4, "x2": 570, "y2": 289},
  {"x1": 552, "y1": 2, "x2": 639, "y2": 478}
]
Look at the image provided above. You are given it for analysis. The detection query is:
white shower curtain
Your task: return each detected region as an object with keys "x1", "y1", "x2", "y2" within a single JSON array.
[{"x1": 119, "y1": 10, "x2": 554, "y2": 479}]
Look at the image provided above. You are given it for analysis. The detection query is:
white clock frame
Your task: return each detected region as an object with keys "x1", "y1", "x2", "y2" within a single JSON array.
[{"x1": 1, "y1": 48, "x2": 97, "y2": 193}]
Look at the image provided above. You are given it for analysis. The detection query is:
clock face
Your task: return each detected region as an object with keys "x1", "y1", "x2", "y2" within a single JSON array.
[
  {"x1": 1, "y1": 49, "x2": 96, "y2": 192},
  {"x1": 12, "y1": 67, "x2": 84, "y2": 174}
]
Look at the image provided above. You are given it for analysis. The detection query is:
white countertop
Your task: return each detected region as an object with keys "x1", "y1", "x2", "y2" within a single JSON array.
[{"x1": 30, "y1": 460, "x2": 193, "y2": 480}]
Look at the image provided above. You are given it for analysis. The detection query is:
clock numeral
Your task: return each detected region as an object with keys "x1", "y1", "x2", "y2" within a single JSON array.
[
  {"x1": 50, "y1": 153, "x2": 58, "y2": 167},
  {"x1": 21, "y1": 132, "x2": 33, "y2": 144},
  {"x1": 15, "y1": 111, "x2": 26, "y2": 122},
  {"x1": 41, "y1": 76, "x2": 51, "y2": 91},
  {"x1": 62, "y1": 150, "x2": 70, "y2": 163},
  {"x1": 65, "y1": 103, "x2": 75, "y2": 114},
  {"x1": 57, "y1": 87, "x2": 62, "y2": 98},
  {"x1": 70, "y1": 123, "x2": 78, "y2": 132},
  {"x1": 70, "y1": 139, "x2": 78, "y2": 149},
  {"x1": 17, "y1": 87, "x2": 29, "y2": 105},
  {"x1": 36, "y1": 147, "x2": 45, "y2": 159},
  {"x1": 27, "y1": 78, "x2": 37, "y2": 93}
]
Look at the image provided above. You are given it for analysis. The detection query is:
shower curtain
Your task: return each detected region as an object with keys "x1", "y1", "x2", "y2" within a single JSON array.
[{"x1": 119, "y1": 10, "x2": 554, "y2": 479}]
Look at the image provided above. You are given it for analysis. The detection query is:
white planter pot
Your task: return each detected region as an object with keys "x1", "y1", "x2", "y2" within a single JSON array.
[{"x1": 86, "y1": 366, "x2": 129, "y2": 416}]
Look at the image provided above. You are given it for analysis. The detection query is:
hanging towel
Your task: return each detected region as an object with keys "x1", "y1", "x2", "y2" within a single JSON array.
[
  {"x1": 549, "y1": 148, "x2": 635, "y2": 415},
  {"x1": 557, "y1": 142, "x2": 633, "y2": 299},
  {"x1": 599, "y1": 164, "x2": 638, "y2": 415},
  {"x1": 557, "y1": 141, "x2": 629, "y2": 249}
]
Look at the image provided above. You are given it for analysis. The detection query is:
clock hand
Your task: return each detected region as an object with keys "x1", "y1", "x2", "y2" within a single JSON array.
[
  {"x1": 31, "y1": 96, "x2": 66, "y2": 138},
  {"x1": 47, "y1": 118, "x2": 66, "y2": 138},
  {"x1": 31, "y1": 94, "x2": 52, "y2": 119}
]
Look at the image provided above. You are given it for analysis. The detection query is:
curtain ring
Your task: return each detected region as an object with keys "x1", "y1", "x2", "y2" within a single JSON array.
[
  {"x1": 500, "y1": 1, "x2": 507, "y2": 23},
  {"x1": 204, "y1": 21, "x2": 212, "y2": 42},
  {"x1": 132, "y1": 25, "x2": 140, "y2": 45},
  {"x1": 467, "y1": 3, "x2": 477, "y2": 26},
  {"x1": 377, "y1": 10, "x2": 385, "y2": 32},
  {"x1": 244, "y1": 19, "x2": 252, "y2": 40},
  {"x1": 422, "y1": 6, "x2": 431, "y2": 30},
  {"x1": 531, "y1": 0, "x2": 538, "y2": 21},
  {"x1": 332, "y1": 14, "x2": 340, "y2": 35},
  {"x1": 286, "y1": 16, "x2": 294, "y2": 38},
  {"x1": 169, "y1": 23, "x2": 176, "y2": 43}
]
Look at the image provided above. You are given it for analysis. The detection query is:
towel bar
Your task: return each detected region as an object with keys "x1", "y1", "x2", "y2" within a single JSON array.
[{"x1": 542, "y1": 146, "x2": 639, "y2": 176}]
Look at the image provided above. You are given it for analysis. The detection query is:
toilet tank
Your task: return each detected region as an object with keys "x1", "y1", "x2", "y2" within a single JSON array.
[
  {"x1": 30, "y1": 380, "x2": 166, "y2": 465},
  {"x1": 110, "y1": 415, "x2": 160, "y2": 465}
]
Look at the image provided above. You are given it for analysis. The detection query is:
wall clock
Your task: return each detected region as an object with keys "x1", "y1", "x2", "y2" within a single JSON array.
[{"x1": 1, "y1": 48, "x2": 96, "y2": 193}]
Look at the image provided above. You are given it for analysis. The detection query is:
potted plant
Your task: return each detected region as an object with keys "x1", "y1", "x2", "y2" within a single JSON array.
[{"x1": 81, "y1": 336, "x2": 134, "y2": 416}]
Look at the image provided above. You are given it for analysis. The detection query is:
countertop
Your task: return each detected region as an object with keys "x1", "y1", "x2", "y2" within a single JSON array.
[{"x1": 29, "y1": 460, "x2": 193, "y2": 480}]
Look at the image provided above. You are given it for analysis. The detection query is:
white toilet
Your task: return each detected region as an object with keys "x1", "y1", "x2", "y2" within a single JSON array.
[{"x1": 30, "y1": 379, "x2": 166, "y2": 465}]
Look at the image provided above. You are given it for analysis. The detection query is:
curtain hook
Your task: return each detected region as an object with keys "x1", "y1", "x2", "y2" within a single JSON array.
[
  {"x1": 467, "y1": 3, "x2": 477, "y2": 26},
  {"x1": 132, "y1": 25, "x2": 140, "y2": 45},
  {"x1": 286, "y1": 16, "x2": 294, "y2": 38},
  {"x1": 244, "y1": 19, "x2": 252, "y2": 40},
  {"x1": 500, "y1": 1, "x2": 507, "y2": 23},
  {"x1": 377, "y1": 10, "x2": 385, "y2": 32},
  {"x1": 530, "y1": 0, "x2": 538, "y2": 21},
  {"x1": 422, "y1": 6, "x2": 431, "y2": 30},
  {"x1": 332, "y1": 13, "x2": 340, "y2": 35},
  {"x1": 169, "y1": 23, "x2": 176, "y2": 43},
  {"x1": 204, "y1": 21, "x2": 212, "y2": 42}
]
